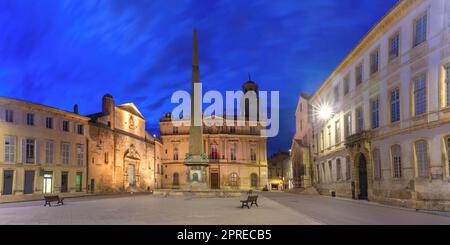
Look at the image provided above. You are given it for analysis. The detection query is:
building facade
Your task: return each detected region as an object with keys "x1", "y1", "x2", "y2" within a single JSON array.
[
  {"x1": 159, "y1": 80, "x2": 268, "y2": 190},
  {"x1": 0, "y1": 97, "x2": 89, "y2": 201},
  {"x1": 304, "y1": 0, "x2": 450, "y2": 211},
  {"x1": 86, "y1": 94, "x2": 162, "y2": 193},
  {"x1": 268, "y1": 151, "x2": 291, "y2": 190}
]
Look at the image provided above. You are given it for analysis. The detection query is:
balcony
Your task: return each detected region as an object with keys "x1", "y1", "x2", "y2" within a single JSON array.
[{"x1": 345, "y1": 131, "x2": 371, "y2": 148}]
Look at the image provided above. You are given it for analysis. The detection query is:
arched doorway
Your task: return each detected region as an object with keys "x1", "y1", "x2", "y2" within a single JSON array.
[
  {"x1": 173, "y1": 172, "x2": 179, "y2": 186},
  {"x1": 358, "y1": 154, "x2": 368, "y2": 200}
]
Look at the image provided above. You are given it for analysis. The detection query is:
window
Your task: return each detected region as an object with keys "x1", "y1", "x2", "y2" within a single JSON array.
[
  {"x1": 229, "y1": 127, "x2": 236, "y2": 134},
  {"x1": 26, "y1": 113, "x2": 34, "y2": 126},
  {"x1": 173, "y1": 127, "x2": 178, "y2": 134},
  {"x1": 446, "y1": 137, "x2": 450, "y2": 177},
  {"x1": 61, "y1": 142, "x2": 70, "y2": 165},
  {"x1": 75, "y1": 172, "x2": 82, "y2": 192},
  {"x1": 45, "y1": 117, "x2": 53, "y2": 129},
  {"x1": 355, "y1": 63, "x2": 363, "y2": 86},
  {"x1": 229, "y1": 172, "x2": 238, "y2": 186},
  {"x1": 43, "y1": 172, "x2": 53, "y2": 194},
  {"x1": 77, "y1": 124, "x2": 84, "y2": 135},
  {"x1": 446, "y1": 65, "x2": 450, "y2": 107},
  {"x1": 335, "y1": 120, "x2": 341, "y2": 144},
  {"x1": 210, "y1": 144, "x2": 219, "y2": 160},
  {"x1": 76, "y1": 144, "x2": 84, "y2": 166},
  {"x1": 391, "y1": 145, "x2": 402, "y2": 178},
  {"x1": 300, "y1": 120, "x2": 303, "y2": 131},
  {"x1": 4, "y1": 136, "x2": 15, "y2": 163},
  {"x1": 414, "y1": 14, "x2": 427, "y2": 47},
  {"x1": 370, "y1": 49, "x2": 379, "y2": 74},
  {"x1": 334, "y1": 85, "x2": 339, "y2": 102},
  {"x1": 344, "y1": 112, "x2": 352, "y2": 137},
  {"x1": 414, "y1": 75, "x2": 427, "y2": 116},
  {"x1": 373, "y1": 149, "x2": 381, "y2": 180},
  {"x1": 230, "y1": 145, "x2": 236, "y2": 160},
  {"x1": 250, "y1": 126, "x2": 256, "y2": 134},
  {"x1": 320, "y1": 130, "x2": 324, "y2": 151},
  {"x1": 327, "y1": 125, "x2": 331, "y2": 148},
  {"x1": 250, "y1": 147, "x2": 256, "y2": 161},
  {"x1": 328, "y1": 161, "x2": 333, "y2": 182},
  {"x1": 104, "y1": 152, "x2": 109, "y2": 164},
  {"x1": 300, "y1": 103, "x2": 302, "y2": 112},
  {"x1": 390, "y1": 88, "x2": 400, "y2": 123},
  {"x1": 62, "y1": 121, "x2": 69, "y2": 132},
  {"x1": 356, "y1": 107, "x2": 364, "y2": 133},
  {"x1": 371, "y1": 98, "x2": 379, "y2": 129},
  {"x1": 45, "y1": 140, "x2": 53, "y2": 164},
  {"x1": 173, "y1": 147, "x2": 179, "y2": 160},
  {"x1": 321, "y1": 162, "x2": 326, "y2": 182},
  {"x1": 336, "y1": 158, "x2": 342, "y2": 181},
  {"x1": 250, "y1": 173, "x2": 258, "y2": 187},
  {"x1": 389, "y1": 33, "x2": 400, "y2": 60},
  {"x1": 5, "y1": 110, "x2": 13, "y2": 123},
  {"x1": 415, "y1": 140, "x2": 429, "y2": 178},
  {"x1": 346, "y1": 156, "x2": 352, "y2": 180},
  {"x1": 344, "y1": 75, "x2": 350, "y2": 95},
  {"x1": 25, "y1": 139, "x2": 35, "y2": 164}
]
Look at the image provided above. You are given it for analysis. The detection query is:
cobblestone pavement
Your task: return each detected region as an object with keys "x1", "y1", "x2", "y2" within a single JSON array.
[
  {"x1": 0, "y1": 193, "x2": 321, "y2": 225},
  {"x1": 261, "y1": 192, "x2": 450, "y2": 225}
]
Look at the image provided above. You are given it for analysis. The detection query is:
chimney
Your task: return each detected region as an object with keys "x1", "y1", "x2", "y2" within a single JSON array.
[{"x1": 74, "y1": 104, "x2": 79, "y2": 114}]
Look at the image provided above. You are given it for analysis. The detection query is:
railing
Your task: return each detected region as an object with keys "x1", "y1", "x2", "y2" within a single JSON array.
[{"x1": 345, "y1": 131, "x2": 371, "y2": 147}]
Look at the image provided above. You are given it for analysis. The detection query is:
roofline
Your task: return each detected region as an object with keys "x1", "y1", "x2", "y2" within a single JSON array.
[
  {"x1": 0, "y1": 96, "x2": 90, "y2": 121},
  {"x1": 310, "y1": 0, "x2": 416, "y2": 100}
]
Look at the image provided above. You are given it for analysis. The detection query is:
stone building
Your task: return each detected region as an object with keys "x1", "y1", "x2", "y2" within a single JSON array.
[
  {"x1": 302, "y1": 0, "x2": 450, "y2": 211},
  {"x1": 87, "y1": 94, "x2": 162, "y2": 193},
  {"x1": 268, "y1": 151, "x2": 291, "y2": 190},
  {"x1": 0, "y1": 97, "x2": 89, "y2": 201},
  {"x1": 290, "y1": 93, "x2": 313, "y2": 188},
  {"x1": 159, "y1": 107, "x2": 268, "y2": 190}
]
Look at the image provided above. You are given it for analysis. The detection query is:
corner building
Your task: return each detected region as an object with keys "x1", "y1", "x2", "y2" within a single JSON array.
[{"x1": 308, "y1": 0, "x2": 450, "y2": 211}]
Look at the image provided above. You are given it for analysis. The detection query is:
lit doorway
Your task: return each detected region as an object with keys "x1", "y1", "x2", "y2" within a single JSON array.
[{"x1": 43, "y1": 172, "x2": 53, "y2": 194}]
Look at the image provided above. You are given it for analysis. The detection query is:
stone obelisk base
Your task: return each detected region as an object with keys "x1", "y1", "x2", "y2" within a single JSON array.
[{"x1": 184, "y1": 155, "x2": 209, "y2": 191}]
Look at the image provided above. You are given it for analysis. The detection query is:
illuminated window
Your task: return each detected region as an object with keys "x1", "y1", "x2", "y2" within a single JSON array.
[
  {"x1": 415, "y1": 140, "x2": 429, "y2": 178},
  {"x1": 373, "y1": 149, "x2": 381, "y2": 180},
  {"x1": 344, "y1": 113, "x2": 352, "y2": 137},
  {"x1": 414, "y1": 75, "x2": 427, "y2": 116},
  {"x1": 414, "y1": 14, "x2": 427, "y2": 47},
  {"x1": 391, "y1": 145, "x2": 402, "y2": 178}
]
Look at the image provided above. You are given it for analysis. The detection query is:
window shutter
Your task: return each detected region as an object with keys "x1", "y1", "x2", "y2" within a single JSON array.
[
  {"x1": 36, "y1": 140, "x2": 41, "y2": 164},
  {"x1": 22, "y1": 138, "x2": 26, "y2": 163}
]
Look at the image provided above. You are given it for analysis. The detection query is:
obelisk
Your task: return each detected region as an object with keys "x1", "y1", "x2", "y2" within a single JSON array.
[{"x1": 185, "y1": 29, "x2": 208, "y2": 190}]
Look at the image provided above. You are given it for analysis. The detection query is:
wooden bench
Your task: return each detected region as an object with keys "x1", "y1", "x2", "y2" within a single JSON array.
[
  {"x1": 44, "y1": 195, "x2": 64, "y2": 207},
  {"x1": 240, "y1": 195, "x2": 258, "y2": 209}
]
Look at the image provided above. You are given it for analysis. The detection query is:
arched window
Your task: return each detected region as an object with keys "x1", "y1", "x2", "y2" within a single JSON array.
[
  {"x1": 173, "y1": 172, "x2": 179, "y2": 186},
  {"x1": 229, "y1": 172, "x2": 238, "y2": 186},
  {"x1": 173, "y1": 147, "x2": 179, "y2": 160},
  {"x1": 414, "y1": 140, "x2": 429, "y2": 178},
  {"x1": 250, "y1": 173, "x2": 258, "y2": 187},
  {"x1": 346, "y1": 156, "x2": 352, "y2": 180},
  {"x1": 373, "y1": 149, "x2": 381, "y2": 180},
  {"x1": 391, "y1": 145, "x2": 402, "y2": 178},
  {"x1": 336, "y1": 158, "x2": 342, "y2": 181}
]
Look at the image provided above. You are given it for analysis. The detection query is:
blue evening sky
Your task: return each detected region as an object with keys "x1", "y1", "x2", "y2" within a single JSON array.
[{"x1": 0, "y1": 0, "x2": 398, "y2": 155}]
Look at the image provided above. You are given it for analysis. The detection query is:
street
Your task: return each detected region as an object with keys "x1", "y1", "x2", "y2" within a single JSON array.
[{"x1": 1, "y1": 192, "x2": 449, "y2": 225}]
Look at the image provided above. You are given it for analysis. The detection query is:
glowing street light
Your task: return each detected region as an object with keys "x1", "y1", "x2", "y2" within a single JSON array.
[{"x1": 318, "y1": 104, "x2": 333, "y2": 120}]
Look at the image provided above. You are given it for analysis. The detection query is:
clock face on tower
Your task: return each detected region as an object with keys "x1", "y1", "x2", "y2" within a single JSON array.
[{"x1": 129, "y1": 115, "x2": 136, "y2": 130}]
